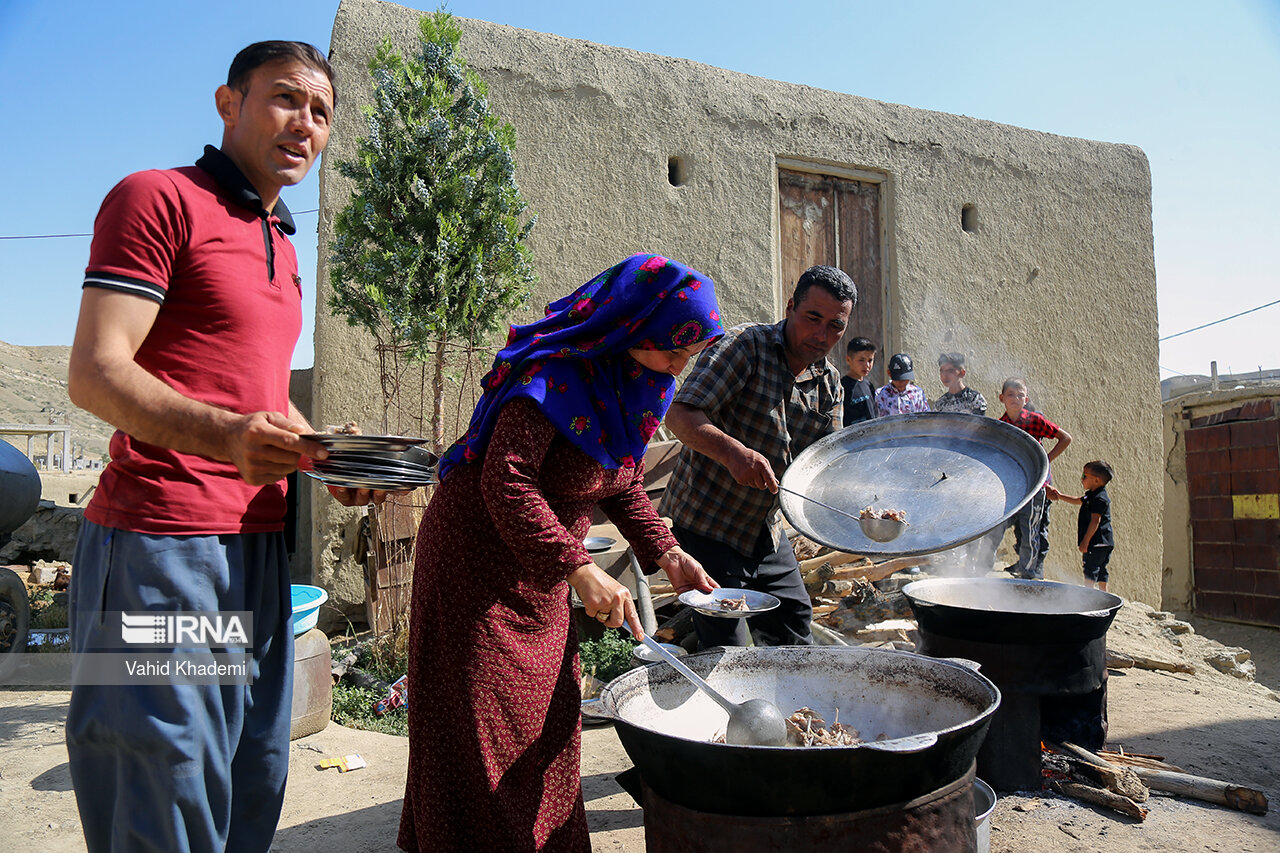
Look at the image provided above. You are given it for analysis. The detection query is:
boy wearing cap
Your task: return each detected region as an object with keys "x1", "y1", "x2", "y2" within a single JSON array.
[
  {"x1": 933, "y1": 352, "x2": 987, "y2": 415},
  {"x1": 842, "y1": 337, "x2": 878, "y2": 425},
  {"x1": 875, "y1": 353, "x2": 930, "y2": 416}
]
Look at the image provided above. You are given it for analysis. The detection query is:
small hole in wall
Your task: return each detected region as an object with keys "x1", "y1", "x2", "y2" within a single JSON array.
[
  {"x1": 668, "y1": 156, "x2": 686, "y2": 187},
  {"x1": 961, "y1": 204, "x2": 978, "y2": 233}
]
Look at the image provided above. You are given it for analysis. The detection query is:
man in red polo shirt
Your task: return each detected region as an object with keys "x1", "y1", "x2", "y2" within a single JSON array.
[{"x1": 66, "y1": 42, "x2": 371, "y2": 853}]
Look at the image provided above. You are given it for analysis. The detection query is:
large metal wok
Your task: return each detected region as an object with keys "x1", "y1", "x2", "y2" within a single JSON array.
[
  {"x1": 780, "y1": 412, "x2": 1049, "y2": 556},
  {"x1": 595, "y1": 645, "x2": 1000, "y2": 816}
]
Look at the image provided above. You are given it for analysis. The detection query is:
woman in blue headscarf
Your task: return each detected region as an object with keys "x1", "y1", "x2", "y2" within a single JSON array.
[{"x1": 399, "y1": 254, "x2": 724, "y2": 853}]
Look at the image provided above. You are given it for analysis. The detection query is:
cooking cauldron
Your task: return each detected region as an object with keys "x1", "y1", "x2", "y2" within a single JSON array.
[
  {"x1": 596, "y1": 645, "x2": 999, "y2": 816},
  {"x1": 904, "y1": 578, "x2": 1123, "y2": 790},
  {"x1": 903, "y1": 578, "x2": 1122, "y2": 646}
]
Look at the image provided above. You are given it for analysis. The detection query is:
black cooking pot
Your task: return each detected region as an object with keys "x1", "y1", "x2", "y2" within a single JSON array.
[
  {"x1": 594, "y1": 645, "x2": 999, "y2": 816},
  {"x1": 903, "y1": 578, "x2": 1123, "y2": 645}
]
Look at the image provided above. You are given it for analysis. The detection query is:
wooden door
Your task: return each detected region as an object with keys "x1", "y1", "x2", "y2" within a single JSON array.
[
  {"x1": 778, "y1": 168, "x2": 885, "y2": 384},
  {"x1": 1185, "y1": 403, "x2": 1280, "y2": 628}
]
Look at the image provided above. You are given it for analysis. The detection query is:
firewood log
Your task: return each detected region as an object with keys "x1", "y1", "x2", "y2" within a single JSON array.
[
  {"x1": 1098, "y1": 751, "x2": 1185, "y2": 773},
  {"x1": 1127, "y1": 767, "x2": 1269, "y2": 815},
  {"x1": 1049, "y1": 780, "x2": 1148, "y2": 820},
  {"x1": 1107, "y1": 649, "x2": 1195, "y2": 674},
  {"x1": 817, "y1": 591, "x2": 913, "y2": 632},
  {"x1": 840, "y1": 556, "x2": 929, "y2": 584},
  {"x1": 1049, "y1": 741, "x2": 1148, "y2": 802},
  {"x1": 798, "y1": 551, "x2": 868, "y2": 573},
  {"x1": 802, "y1": 563, "x2": 837, "y2": 592}
]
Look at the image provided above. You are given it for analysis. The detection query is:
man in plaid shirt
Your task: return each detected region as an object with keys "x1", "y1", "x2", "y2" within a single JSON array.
[
  {"x1": 998, "y1": 378, "x2": 1072, "y2": 579},
  {"x1": 660, "y1": 266, "x2": 854, "y2": 647}
]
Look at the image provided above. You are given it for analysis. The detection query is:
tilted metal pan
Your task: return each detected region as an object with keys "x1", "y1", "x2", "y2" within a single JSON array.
[{"x1": 780, "y1": 412, "x2": 1049, "y2": 557}]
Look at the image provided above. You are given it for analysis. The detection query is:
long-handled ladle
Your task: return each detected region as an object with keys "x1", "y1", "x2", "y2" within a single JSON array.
[
  {"x1": 779, "y1": 485, "x2": 908, "y2": 543},
  {"x1": 623, "y1": 624, "x2": 788, "y2": 746}
]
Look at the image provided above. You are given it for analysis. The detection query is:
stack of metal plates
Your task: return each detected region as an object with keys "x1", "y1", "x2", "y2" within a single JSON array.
[{"x1": 301, "y1": 434, "x2": 438, "y2": 491}]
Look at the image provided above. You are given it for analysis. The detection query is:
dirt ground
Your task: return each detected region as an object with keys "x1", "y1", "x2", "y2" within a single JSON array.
[{"x1": 1, "y1": 601, "x2": 1277, "y2": 852}]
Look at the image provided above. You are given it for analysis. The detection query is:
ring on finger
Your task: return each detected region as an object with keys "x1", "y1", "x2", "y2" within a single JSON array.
[{"x1": 596, "y1": 610, "x2": 611, "y2": 622}]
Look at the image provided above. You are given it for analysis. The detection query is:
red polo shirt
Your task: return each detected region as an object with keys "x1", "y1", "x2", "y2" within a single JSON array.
[{"x1": 82, "y1": 147, "x2": 303, "y2": 534}]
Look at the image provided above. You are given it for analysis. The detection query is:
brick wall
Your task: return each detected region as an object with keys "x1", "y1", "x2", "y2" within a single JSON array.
[{"x1": 1185, "y1": 401, "x2": 1280, "y2": 626}]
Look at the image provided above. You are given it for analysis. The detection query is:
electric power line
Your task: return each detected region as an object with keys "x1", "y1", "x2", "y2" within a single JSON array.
[
  {"x1": 1160, "y1": 297, "x2": 1280, "y2": 342},
  {"x1": 0, "y1": 209, "x2": 320, "y2": 241}
]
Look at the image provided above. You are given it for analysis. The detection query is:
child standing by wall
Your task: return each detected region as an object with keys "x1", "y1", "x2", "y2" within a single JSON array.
[
  {"x1": 875, "y1": 353, "x2": 930, "y2": 416},
  {"x1": 842, "y1": 337, "x2": 878, "y2": 426},
  {"x1": 1047, "y1": 461, "x2": 1115, "y2": 591},
  {"x1": 999, "y1": 377, "x2": 1072, "y2": 579},
  {"x1": 933, "y1": 352, "x2": 987, "y2": 415}
]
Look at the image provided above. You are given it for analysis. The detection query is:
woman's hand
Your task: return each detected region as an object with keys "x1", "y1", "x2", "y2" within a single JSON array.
[
  {"x1": 568, "y1": 563, "x2": 644, "y2": 640},
  {"x1": 657, "y1": 546, "x2": 718, "y2": 594}
]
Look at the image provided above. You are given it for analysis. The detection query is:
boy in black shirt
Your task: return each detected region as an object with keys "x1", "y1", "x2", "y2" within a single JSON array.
[
  {"x1": 1047, "y1": 460, "x2": 1115, "y2": 591},
  {"x1": 842, "y1": 337, "x2": 877, "y2": 426}
]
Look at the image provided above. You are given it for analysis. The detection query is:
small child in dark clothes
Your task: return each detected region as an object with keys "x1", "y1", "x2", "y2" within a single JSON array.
[
  {"x1": 1047, "y1": 460, "x2": 1115, "y2": 591},
  {"x1": 841, "y1": 337, "x2": 878, "y2": 426}
]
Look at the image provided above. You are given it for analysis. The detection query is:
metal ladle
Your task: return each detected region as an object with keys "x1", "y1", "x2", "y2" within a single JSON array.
[
  {"x1": 778, "y1": 486, "x2": 908, "y2": 543},
  {"x1": 623, "y1": 624, "x2": 788, "y2": 747}
]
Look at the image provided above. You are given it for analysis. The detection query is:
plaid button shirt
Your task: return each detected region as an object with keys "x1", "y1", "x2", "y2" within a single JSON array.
[
  {"x1": 659, "y1": 320, "x2": 843, "y2": 556},
  {"x1": 1000, "y1": 409, "x2": 1060, "y2": 440},
  {"x1": 1001, "y1": 409, "x2": 1061, "y2": 485}
]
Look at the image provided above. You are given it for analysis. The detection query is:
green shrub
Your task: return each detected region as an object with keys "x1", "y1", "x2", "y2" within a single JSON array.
[
  {"x1": 578, "y1": 629, "x2": 638, "y2": 684},
  {"x1": 331, "y1": 683, "x2": 408, "y2": 737}
]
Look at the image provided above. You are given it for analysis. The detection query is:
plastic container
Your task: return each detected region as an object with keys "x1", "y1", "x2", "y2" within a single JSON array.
[
  {"x1": 290, "y1": 584, "x2": 328, "y2": 636},
  {"x1": 973, "y1": 777, "x2": 996, "y2": 853}
]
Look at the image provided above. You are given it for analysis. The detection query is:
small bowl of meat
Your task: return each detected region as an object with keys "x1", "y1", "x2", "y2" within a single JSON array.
[
  {"x1": 678, "y1": 588, "x2": 781, "y2": 619},
  {"x1": 858, "y1": 507, "x2": 909, "y2": 543}
]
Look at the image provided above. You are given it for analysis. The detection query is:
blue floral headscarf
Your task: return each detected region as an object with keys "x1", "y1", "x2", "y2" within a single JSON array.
[{"x1": 438, "y1": 254, "x2": 723, "y2": 480}]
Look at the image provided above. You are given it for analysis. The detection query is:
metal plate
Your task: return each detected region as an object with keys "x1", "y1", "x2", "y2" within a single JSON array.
[
  {"x1": 311, "y1": 458, "x2": 434, "y2": 478},
  {"x1": 316, "y1": 448, "x2": 438, "y2": 471},
  {"x1": 303, "y1": 469, "x2": 436, "y2": 490},
  {"x1": 679, "y1": 588, "x2": 781, "y2": 619},
  {"x1": 584, "y1": 536, "x2": 617, "y2": 553},
  {"x1": 302, "y1": 433, "x2": 427, "y2": 452},
  {"x1": 780, "y1": 413, "x2": 1049, "y2": 557}
]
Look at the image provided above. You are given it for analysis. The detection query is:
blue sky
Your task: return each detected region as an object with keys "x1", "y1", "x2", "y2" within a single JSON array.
[{"x1": 1, "y1": 0, "x2": 1277, "y2": 379}]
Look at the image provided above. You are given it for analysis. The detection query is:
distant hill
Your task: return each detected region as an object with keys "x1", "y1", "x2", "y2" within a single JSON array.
[{"x1": 0, "y1": 340, "x2": 114, "y2": 462}]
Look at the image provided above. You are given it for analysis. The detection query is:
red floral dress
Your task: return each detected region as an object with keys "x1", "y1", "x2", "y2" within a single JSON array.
[{"x1": 398, "y1": 398, "x2": 676, "y2": 852}]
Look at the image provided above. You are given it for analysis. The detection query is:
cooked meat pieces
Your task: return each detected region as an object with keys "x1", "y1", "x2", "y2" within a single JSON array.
[
  {"x1": 718, "y1": 595, "x2": 749, "y2": 611},
  {"x1": 785, "y1": 706, "x2": 862, "y2": 747},
  {"x1": 859, "y1": 506, "x2": 906, "y2": 523}
]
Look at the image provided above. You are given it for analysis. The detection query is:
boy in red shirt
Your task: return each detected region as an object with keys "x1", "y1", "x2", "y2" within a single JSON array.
[{"x1": 999, "y1": 378, "x2": 1071, "y2": 579}]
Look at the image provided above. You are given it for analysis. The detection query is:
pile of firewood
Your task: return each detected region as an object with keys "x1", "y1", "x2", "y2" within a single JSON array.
[
  {"x1": 793, "y1": 535, "x2": 926, "y2": 644},
  {"x1": 1043, "y1": 741, "x2": 1269, "y2": 819}
]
